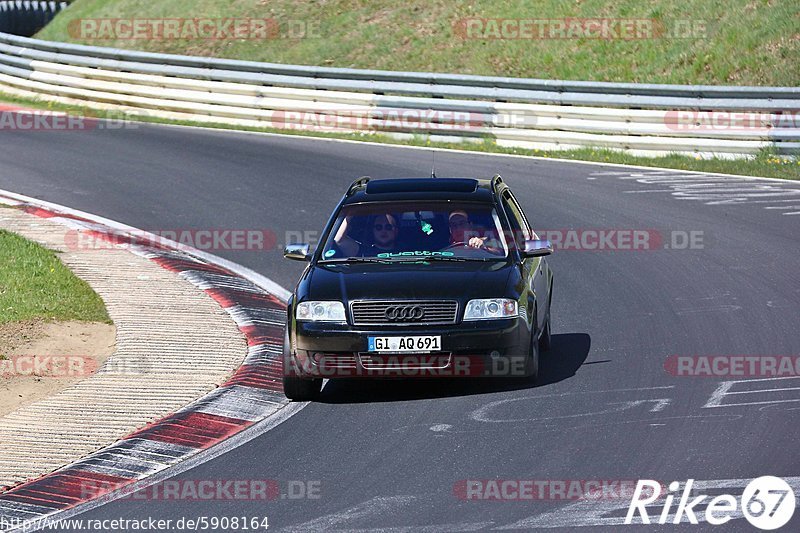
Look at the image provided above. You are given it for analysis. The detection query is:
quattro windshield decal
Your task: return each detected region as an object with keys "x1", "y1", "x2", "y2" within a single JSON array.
[{"x1": 376, "y1": 251, "x2": 456, "y2": 258}]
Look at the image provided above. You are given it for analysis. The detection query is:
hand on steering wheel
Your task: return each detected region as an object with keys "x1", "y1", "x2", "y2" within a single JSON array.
[
  {"x1": 444, "y1": 238, "x2": 485, "y2": 250},
  {"x1": 467, "y1": 237, "x2": 486, "y2": 249}
]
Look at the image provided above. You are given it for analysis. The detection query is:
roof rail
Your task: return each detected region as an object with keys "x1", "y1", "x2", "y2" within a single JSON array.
[
  {"x1": 347, "y1": 176, "x2": 371, "y2": 196},
  {"x1": 490, "y1": 174, "x2": 504, "y2": 193}
]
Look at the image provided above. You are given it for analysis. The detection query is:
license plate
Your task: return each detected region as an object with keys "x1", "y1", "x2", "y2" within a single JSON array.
[{"x1": 368, "y1": 336, "x2": 441, "y2": 353}]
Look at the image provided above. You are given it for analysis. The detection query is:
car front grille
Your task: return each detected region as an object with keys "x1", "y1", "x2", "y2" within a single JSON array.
[{"x1": 350, "y1": 300, "x2": 458, "y2": 326}]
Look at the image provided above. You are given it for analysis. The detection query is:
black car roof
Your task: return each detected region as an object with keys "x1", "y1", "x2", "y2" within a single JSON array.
[{"x1": 344, "y1": 177, "x2": 499, "y2": 204}]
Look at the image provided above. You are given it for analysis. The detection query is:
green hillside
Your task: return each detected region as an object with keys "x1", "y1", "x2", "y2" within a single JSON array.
[{"x1": 37, "y1": 0, "x2": 798, "y2": 86}]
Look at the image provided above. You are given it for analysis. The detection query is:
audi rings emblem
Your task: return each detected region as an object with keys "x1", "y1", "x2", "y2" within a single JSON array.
[{"x1": 385, "y1": 305, "x2": 425, "y2": 321}]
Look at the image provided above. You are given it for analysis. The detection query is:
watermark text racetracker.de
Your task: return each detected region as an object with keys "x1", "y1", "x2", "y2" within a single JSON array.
[
  {"x1": 454, "y1": 479, "x2": 658, "y2": 501},
  {"x1": 665, "y1": 355, "x2": 800, "y2": 378},
  {"x1": 65, "y1": 228, "x2": 705, "y2": 253},
  {"x1": 537, "y1": 229, "x2": 704, "y2": 251},
  {"x1": 268, "y1": 108, "x2": 499, "y2": 132},
  {"x1": 288, "y1": 353, "x2": 535, "y2": 379},
  {"x1": 664, "y1": 110, "x2": 799, "y2": 132},
  {"x1": 68, "y1": 18, "x2": 321, "y2": 40},
  {"x1": 77, "y1": 478, "x2": 321, "y2": 501},
  {"x1": 0, "y1": 108, "x2": 140, "y2": 132},
  {"x1": 282, "y1": 229, "x2": 706, "y2": 252},
  {"x1": 64, "y1": 229, "x2": 278, "y2": 253},
  {"x1": 453, "y1": 18, "x2": 708, "y2": 40},
  {"x1": 0, "y1": 355, "x2": 97, "y2": 377}
]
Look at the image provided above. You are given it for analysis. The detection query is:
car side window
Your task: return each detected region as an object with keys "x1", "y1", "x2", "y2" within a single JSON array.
[
  {"x1": 508, "y1": 190, "x2": 533, "y2": 237},
  {"x1": 501, "y1": 191, "x2": 530, "y2": 246}
]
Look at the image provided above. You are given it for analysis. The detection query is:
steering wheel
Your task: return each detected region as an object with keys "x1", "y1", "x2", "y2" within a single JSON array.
[{"x1": 442, "y1": 241, "x2": 470, "y2": 250}]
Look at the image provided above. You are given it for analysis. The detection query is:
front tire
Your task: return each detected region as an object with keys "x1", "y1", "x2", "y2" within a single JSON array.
[
  {"x1": 522, "y1": 319, "x2": 540, "y2": 382},
  {"x1": 283, "y1": 375, "x2": 322, "y2": 401},
  {"x1": 539, "y1": 312, "x2": 552, "y2": 353},
  {"x1": 539, "y1": 279, "x2": 554, "y2": 353},
  {"x1": 282, "y1": 325, "x2": 322, "y2": 401}
]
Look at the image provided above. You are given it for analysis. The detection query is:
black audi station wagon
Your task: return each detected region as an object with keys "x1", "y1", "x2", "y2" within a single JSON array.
[{"x1": 282, "y1": 176, "x2": 554, "y2": 400}]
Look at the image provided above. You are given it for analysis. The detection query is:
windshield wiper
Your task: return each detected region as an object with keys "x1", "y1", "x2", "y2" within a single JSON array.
[
  {"x1": 379, "y1": 255, "x2": 501, "y2": 263},
  {"x1": 320, "y1": 255, "x2": 501, "y2": 264}
]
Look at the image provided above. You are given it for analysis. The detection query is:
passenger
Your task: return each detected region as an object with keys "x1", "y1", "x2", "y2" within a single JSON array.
[
  {"x1": 368, "y1": 213, "x2": 400, "y2": 253},
  {"x1": 333, "y1": 213, "x2": 399, "y2": 257}
]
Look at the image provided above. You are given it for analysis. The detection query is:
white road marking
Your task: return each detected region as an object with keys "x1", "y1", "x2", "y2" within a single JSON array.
[
  {"x1": 623, "y1": 189, "x2": 680, "y2": 193},
  {"x1": 644, "y1": 399, "x2": 671, "y2": 412},
  {"x1": 704, "y1": 377, "x2": 800, "y2": 408},
  {"x1": 529, "y1": 414, "x2": 743, "y2": 435},
  {"x1": 310, "y1": 524, "x2": 493, "y2": 533},
  {"x1": 596, "y1": 170, "x2": 800, "y2": 214},
  {"x1": 605, "y1": 399, "x2": 674, "y2": 414},
  {"x1": 278, "y1": 496, "x2": 416, "y2": 532},
  {"x1": 278, "y1": 495, "x2": 491, "y2": 532},
  {"x1": 675, "y1": 305, "x2": 743, "y2": 315},
  {"x1": 470, "y1": 387, "x2": 674, "y2": 424},
  {"x1": 735, "y1": 198, "x2": 800, "y2": 203}
]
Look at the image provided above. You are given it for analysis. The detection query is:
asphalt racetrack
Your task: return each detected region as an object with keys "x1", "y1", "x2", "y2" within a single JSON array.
[{"x1": 1, "y1": 122, "x2": 799, "y2": 531}]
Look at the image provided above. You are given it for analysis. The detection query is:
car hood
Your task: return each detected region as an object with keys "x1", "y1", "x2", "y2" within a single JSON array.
[{"x1": 304, "y1": 261, "x2": 516, "y2": 303}]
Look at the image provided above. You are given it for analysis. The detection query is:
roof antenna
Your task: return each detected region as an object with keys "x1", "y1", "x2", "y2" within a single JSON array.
[{"x1": 430, "y1": 150, "x2": 437, "y2": 178}]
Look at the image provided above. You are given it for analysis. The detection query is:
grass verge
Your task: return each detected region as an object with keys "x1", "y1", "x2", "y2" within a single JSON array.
[
  {"x1": 0, "y1": 90, "x2": 797, "y2": 180},
  {"x1": 38, "y1": 0, "x2": 799, "y2": 86},
  {"x1": 0, "y1": 225, "x2": 111, "y2": 325}
]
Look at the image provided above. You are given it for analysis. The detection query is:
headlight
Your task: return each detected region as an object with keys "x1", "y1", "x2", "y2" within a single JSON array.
[
  {"x1": 463, "y1": 298, "x2": 518, "y2": 321},
  {"x1": 296, "y1": 301, "x2": 346, "y2": 322}
]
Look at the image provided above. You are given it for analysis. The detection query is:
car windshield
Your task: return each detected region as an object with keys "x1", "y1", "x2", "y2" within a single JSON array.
[{"x1": 319, "y1": 201, "x2": 510, "y2": 262}]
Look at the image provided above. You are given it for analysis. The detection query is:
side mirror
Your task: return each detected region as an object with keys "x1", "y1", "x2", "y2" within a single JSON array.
[
  {"x1": 284, "y1": 243, "x2": 312, "y2": 261},
  {"x1": 522, "y1": 239, "x2": 553, "y2": 258}
]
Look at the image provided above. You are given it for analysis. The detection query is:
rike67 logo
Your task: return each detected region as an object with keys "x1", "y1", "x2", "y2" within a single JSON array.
[{"x1": 626, "y1": 476, "x2": 795, "y2": 530}]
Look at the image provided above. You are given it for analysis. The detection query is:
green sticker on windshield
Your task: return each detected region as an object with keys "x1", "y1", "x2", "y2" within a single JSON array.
[
  {"x1": 324, "y1": 249, "x2": 336, "y2": 258},
  {"x1": 420, "y1": 221, "x2": 434, "y2": 235}
]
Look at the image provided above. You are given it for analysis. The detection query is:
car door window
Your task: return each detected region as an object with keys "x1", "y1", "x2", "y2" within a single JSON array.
[
  {"x1": 501, "y1": 191, "x2": 530, "y2": 247},
  {"x1": 508, "y1": 191, "x2": 533, "y2": 237}
]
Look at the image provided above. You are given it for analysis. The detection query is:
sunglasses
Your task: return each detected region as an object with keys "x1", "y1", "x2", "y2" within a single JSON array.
[{"x1": 373, "y1": 223, "x2": 395, "y2": 231}]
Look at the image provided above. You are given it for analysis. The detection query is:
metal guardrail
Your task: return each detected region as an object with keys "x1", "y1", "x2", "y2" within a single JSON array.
[{"x1": 0, "y1": 14, "x2": 797, "y2": 157}]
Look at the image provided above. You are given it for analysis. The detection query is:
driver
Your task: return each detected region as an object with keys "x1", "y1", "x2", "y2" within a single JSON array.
[{"x1": 448, "y1": 210, "x2": 501, "y2": 252}]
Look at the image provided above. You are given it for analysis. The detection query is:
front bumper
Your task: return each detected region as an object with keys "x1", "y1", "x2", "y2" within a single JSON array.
[{"x1": 288, "y1": 317, "x2": 530, "y2": 379}]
